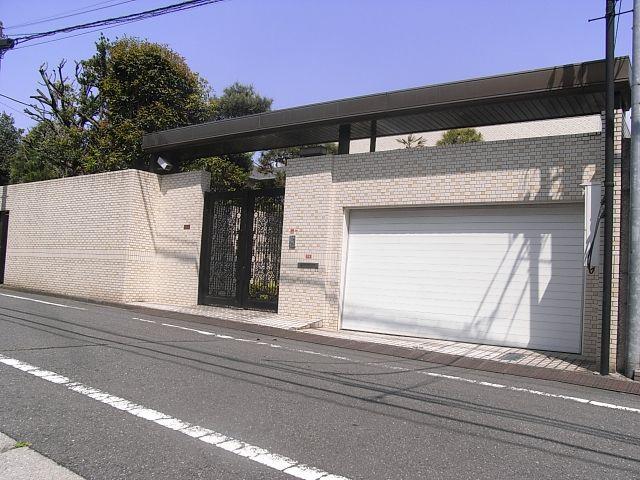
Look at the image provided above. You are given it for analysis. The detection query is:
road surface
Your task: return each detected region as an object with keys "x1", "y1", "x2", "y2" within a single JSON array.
[{"x1": 0, "y1": 290, "x2": 638, "y2": 479}]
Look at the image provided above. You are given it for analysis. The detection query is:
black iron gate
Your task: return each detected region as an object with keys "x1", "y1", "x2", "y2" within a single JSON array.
[{"x1": 198, "y1": 188, "x2": 285, "y2": 311}]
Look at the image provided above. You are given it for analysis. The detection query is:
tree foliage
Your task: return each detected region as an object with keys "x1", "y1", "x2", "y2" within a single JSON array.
[
  {"x1": 213, "y1": 82, "x2": 272, "y2": 120},
  {"x1": 396, "y1": 133, "x2": 426, "y2": 149},
  {"x1": 436, "y1": 128, "x2": 483, "y2": 146},
  {"x1": 22, "y1": 36, "x2": 214, "y2": 175},
  {"x1": 13, "y1": 36, "x2": 272, "y2": 190},
  {"x1": 0, "y1": 113, "x2": 22, "y2": 184},
  {"x1": 181, "y1": 82, "x2": 273, "y2": 190},
  {"x1": 10, "y1": 122, "x2": 85, "y2": 183}
]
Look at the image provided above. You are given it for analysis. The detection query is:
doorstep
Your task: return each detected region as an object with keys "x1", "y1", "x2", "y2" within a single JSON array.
[
  {"x1": 305, "y1": 328, "x2": 596, "y2": 374},
  {"x1": 126, "y1": 302, "x2": 321, "y2": 331}
]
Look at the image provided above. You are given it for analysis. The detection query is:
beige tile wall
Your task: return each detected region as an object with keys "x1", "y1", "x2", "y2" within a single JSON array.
[
  {"x1": 0, "y1": 169, "x2": 210, "y2": 306},
  {"x1": 279, "y1": 124, "x2": 624, "y2": 367}
]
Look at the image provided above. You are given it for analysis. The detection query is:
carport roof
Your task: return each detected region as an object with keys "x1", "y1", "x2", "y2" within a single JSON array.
[{"x1": 142, "y1": 57, "x2": 631, "y2": 158}]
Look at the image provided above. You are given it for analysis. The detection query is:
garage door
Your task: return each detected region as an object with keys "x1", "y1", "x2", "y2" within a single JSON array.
[{"x1": 341, "y1": 204, "x2": 584, "y2": 353}]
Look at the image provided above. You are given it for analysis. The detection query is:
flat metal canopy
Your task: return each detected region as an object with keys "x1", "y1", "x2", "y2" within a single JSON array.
[{"x1": 142, "y1": 57, "x2": 631, "y2": 158}]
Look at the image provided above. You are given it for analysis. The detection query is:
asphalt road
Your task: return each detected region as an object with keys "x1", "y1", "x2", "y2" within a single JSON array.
[{"x1": 0, "y1": 290, "x2": 639, "y2": 480}]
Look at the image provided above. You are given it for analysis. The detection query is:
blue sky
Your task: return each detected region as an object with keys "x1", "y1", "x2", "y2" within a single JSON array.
[{"x1": 0, "y1": 0, "x2": 633, "y2": 130}]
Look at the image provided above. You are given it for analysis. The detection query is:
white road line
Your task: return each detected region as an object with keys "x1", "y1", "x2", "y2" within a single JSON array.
[
  {"x1": 135, "y1": 317, "x2": 640, "y2": 415},
  {"x1": 0, "y1": 354, "x2": 350, "y2": 480},
  {"x1": 132, "y1": 318, "x2": 156, "y2": 324},
  {"x1": 0, "y1": 293, "x2": 86, "y2": 310},
  {"x1": 158, "y1": 321, "x2": 348, "y2": 359},
  {"x1": 396, "y1": 369, "x2": 640, "y2": 413}
]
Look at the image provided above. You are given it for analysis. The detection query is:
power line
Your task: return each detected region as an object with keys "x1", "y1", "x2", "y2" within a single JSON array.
[
  {"x1": 0, "y1": 93, "x2": 32, "y2": 107},
  {"x1": 12, "y1": 0, "x2": 225, "y2": 46},
  {"x1": 5, "y1": 0, "x2": 138, "y2": 31},
  {"x1": 13, "y1": 16, "x2": 150, "y2": 50},
  {"x1": 614, "y1": 0, "x2": 623, "y2": 48},
  {"x1": 0, "y1": 100, "x2": 25, "y2": 115}
]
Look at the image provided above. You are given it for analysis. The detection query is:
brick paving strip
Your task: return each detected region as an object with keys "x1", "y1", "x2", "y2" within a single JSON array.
[{"x1": 2, "y1": 286, "x2": 639, "y2": 396}]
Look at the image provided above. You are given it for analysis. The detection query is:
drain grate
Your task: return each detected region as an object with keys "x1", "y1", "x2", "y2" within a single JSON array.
[{"x1": 499, "y1": 352, "x2": 526, "y2": 361}]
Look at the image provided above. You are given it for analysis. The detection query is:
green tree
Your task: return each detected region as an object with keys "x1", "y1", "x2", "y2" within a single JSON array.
[
  {"x1": 19, "y1": 36, "x2": 214, "y2": 177},
  {"x1": 436, "y1": 128, "x2": 483, "y2": 146},
  {"x1": 181, "y1": 156, "x2": 249, "y2": 191},
  {"x1": 0, "y1": 113, "x2": 22, "y2": 184},
  {"x1": 81, "y1": 37, "x2": 214, "y2": 171},
  {"x1": 182, "y1": 82, "x2": 273, "y2": 190},
  {"x1": 10, "y1": 122, "x2": 84, "y2": 183},
  {"x1": 17, "y1": 37, "x2": 273, "y2": 190},
  {"x1": 213, "y1": 82, "x2": 272, "y2": 120}
]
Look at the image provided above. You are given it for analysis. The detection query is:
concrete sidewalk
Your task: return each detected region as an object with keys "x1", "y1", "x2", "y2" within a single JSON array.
[{"x1": 0, "y1": 433, "x2": 83, "y2": 480}]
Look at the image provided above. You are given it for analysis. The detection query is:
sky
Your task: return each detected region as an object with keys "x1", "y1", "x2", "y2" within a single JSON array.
[{"x1": 0, "y1": 0, "x2": 634, "y2": 130}]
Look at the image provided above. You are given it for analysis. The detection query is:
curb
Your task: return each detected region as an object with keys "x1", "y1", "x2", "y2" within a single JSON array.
[{"x1": 0, "y1": 432, "x2": 83, "y2": 480}]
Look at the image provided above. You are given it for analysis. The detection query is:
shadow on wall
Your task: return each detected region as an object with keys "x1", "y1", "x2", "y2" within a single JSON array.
[{"x1": 131, "y1": 171, "x2": 206, "y2": 303}]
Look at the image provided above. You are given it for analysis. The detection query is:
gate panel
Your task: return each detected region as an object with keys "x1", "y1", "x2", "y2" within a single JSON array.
[
  {"x1": 247, "y1": 191, "x2": 285, "y2": 310},
  {"x1": 199, "y1": 189, "x2": 284, "y2": 311},
  {"x1": 199, "y1": 193, "x2": 246, "y2": 307}
]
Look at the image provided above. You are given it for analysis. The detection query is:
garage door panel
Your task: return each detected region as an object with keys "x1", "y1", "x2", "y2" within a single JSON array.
[
  {"x1": 344, "y1": 292, "x2": 583, "y2": 319},
  {"x1": 342, "y1": 205, "x2": 584, "y2": 353},
  {"x1": 345, "y1": 290, "x2": 583, "y2": 311},
  {"x1": 343, "y1": 304, "x2": 581, "y2": 351}
]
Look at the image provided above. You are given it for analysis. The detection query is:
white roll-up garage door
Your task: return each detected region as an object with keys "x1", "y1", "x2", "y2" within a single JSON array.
[{"x1": 341, "y1": 204, "x2": 584, "y2": 353}]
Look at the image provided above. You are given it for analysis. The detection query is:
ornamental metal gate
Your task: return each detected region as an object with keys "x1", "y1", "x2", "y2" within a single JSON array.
[{"x1": 198, "y1": 188, "x2": 285, "y2": 311}]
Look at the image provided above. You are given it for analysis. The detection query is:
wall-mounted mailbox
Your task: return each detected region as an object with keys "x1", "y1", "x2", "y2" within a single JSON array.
[
  {"x1": 289, "y1": 235, "x2": 296, "y2": 249},
  {"x1": 297, "y1": 262, "x2": 319, "y2": 269}
]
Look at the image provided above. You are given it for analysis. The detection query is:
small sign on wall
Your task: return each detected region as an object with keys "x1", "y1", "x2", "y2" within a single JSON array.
[{"x1": 183, "y1": 225, "x2": 191, "y2": 230}]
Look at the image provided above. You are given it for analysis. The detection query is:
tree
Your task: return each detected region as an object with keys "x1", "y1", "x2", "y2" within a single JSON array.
[
  {"x1": 436, "y1": 128, "x2": 483, "y2": 146},
  {"x1": 213, "y1": 82, "x2": 272, "y2": 120},
  {"x1": 396, "y1": 133, "x2": 426, "y2": 149},
  {"x1": 0, "y1": 113, "x2": 22, "y2": 184},
  {"x1": 181, "y1": 156, "x2": 249, "y2": 191},
  {"x1": 16, "y1": 36, "x2": 273, "y2": 190},
  {"x1": 18, "y1": 36, "x2": 215, "y2": 177},
  {"x1": 81, "y1": 37, "x2": 215, "y2": 172},
  {"x1": 257, "y1": 143, "x2": 337, "y2": 187},
  {"x1": 10, "y1": 122, "x2": 84, "y2": 183},
  {"x1": 181, "y1": 81, "x2": 273, "y2": 190}
]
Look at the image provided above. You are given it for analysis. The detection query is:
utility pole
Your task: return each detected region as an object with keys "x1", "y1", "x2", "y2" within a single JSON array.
[
  {"x1": 601, "y1": 0, "x2": 616, "y2": 376},
  {"x1": 627, "y1": 0, "x2": 640, "y2": 379},
  {"x1": 0, "y1": 21, "x2": 16, "y2": 66}
]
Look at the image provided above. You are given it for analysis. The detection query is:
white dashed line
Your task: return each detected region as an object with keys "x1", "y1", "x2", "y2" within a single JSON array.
[
  {"x1": 392, "y1": 368, "x2": 640, "y2": 413},
  {"x1": 0, "y1": 354, "x2": 350, "y2": 480},
  {"x1": 132, "y1": 318, "x2": 157, "y2": 324},
  {"x1": 134, "y1": 317, "x2": 640, "y2": 415},
  {"x1": 0, "y1": 293, "x2": 86, "y2": 310}
]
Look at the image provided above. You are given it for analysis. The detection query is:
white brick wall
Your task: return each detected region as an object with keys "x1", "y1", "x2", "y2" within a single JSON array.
[
  {"x1": 0, "y1": 169, "x2": 210, "y2": 306},
  {"x1": 279, "y1": 123, "x2": 624, "y2": 367}
]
